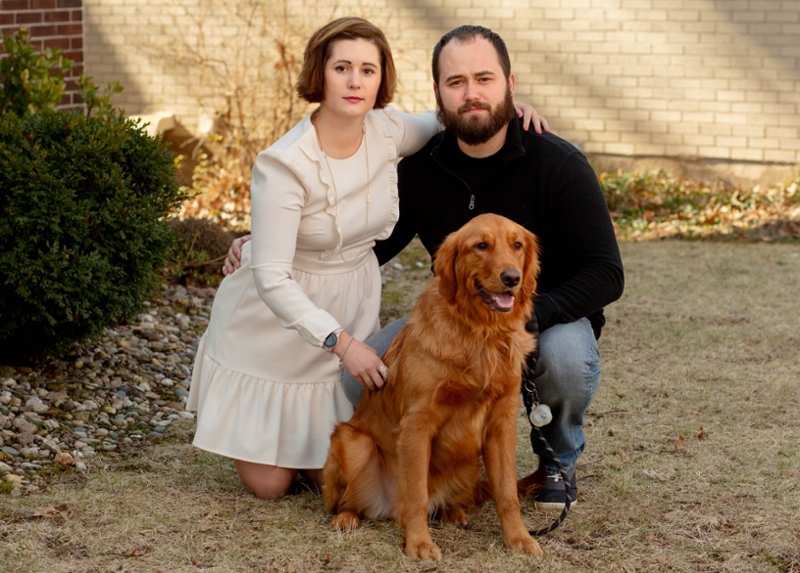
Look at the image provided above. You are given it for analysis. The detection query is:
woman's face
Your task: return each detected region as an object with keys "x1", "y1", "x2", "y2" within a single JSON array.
[{"x1": 321, "y1": 38, "x2": 383, "y2": 119}]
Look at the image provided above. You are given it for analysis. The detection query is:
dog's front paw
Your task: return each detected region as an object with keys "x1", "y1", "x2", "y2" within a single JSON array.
[
  {"x1": 330, "y1": 511, "x2": 360, "y2": 531},
  {"x1": 507, "y1": 532, "x2": 543, "y2": 558},
  {"x1": 405, "y1": 539, "x2": 442, "y2": 561}
]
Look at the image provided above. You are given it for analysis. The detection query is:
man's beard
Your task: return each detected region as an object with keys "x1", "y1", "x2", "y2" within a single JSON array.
[{"x1": 436, "y1": 87, "x2": 516, "y2": 146}]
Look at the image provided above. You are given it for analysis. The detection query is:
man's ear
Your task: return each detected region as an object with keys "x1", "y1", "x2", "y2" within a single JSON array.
[
  {"x1": 508, "y1": 73, "x2": 515, "y2": 96},
  {"x1": 433, "y1": 82, "x2": 439, "y2": 97}
]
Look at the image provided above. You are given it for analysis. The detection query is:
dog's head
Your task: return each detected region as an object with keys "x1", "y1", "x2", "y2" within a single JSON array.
[{"x1": 433, "y1": 214, "x2": 540, "y2": 322}]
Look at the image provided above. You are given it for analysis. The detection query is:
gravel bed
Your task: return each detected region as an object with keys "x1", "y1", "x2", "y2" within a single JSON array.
[
  {"x1": 0, "y1": 284, "x2": 214, "y2": 494},
  {"x1": 0, "y1": 262, "x2": 416, "y2": 495}
]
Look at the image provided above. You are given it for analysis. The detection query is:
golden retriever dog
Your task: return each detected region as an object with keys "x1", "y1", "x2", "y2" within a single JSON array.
[{"x1": 323, "y1": 213, "x2": 542, "y2": 560}]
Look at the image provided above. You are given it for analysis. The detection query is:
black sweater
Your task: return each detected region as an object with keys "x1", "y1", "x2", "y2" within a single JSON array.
[{"x1": 373, "y1": 118, "x2": 624, "y2": 338}]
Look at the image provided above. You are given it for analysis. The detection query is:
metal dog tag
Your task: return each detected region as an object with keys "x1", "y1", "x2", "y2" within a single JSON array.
[{"x1": 529, "y1": 404, "x2": 552, "y2": 427}]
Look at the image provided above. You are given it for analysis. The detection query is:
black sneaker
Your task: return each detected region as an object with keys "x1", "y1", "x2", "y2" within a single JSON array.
[{"x1": 533, "y1": 464, "x2": 577, "y2": 511}]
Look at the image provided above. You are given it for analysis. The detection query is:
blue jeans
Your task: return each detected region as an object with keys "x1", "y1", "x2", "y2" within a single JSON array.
[
  {"x1": 526, "y1": 317, "x2": 600, "y2": 471},
  {"x1": 341, "y1": 316, "x2": 408, "y2": 406},
  {"x1": 340, "y1": 316, "x2": 601, "y2": 470}
]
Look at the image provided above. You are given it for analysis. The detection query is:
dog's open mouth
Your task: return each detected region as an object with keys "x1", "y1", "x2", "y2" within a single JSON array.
[{"x1": 477, "y1": 283, "x2": 515, "y2": 312}]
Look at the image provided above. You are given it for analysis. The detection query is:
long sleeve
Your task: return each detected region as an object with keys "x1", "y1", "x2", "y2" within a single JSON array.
[
  {"x1": 533, "y1": 152, "x2": 624, "y2": 334},
  {"x1": 374, "y1": 156, "x2": 421, "y2": 265},
  {"x1": 380, "y1": 106, "x2": 440, "y2": 157},
  {"x1": 372, "y1": 108, "x2": 441, "y2": 264},
  {"x1": 249, "y1": 150, "x2": 340, "y2": 348}
]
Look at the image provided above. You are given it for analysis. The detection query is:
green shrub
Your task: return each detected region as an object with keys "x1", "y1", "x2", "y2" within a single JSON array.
[
  {"x1": 166, "y1": 217, "x2": 233, "y2": 286},
  {"x1": 0, "y1": 28, "x2": 71, "y2": 116},
  {"x1": 1, "y1": 28, "x2": 124, "y2": 120},
  {"x1": 0, "y1": 109, "x2": 189, "y2": 361}
]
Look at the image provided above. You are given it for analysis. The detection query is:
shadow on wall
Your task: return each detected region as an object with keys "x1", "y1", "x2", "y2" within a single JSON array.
[
  {"x1": 391, "y1": 0, "x2": 668, "y2": 152},
  {"x1": 83, "y1": 6, "x2": 213, "y2": 185},
  {"x1": 82, "y1": 7, "x2": 147, "y2": 120},
  {"x1": 716, "y1": 3, "x2": 800, "y2": 94},
  {"x1": 588, "y1": 154, "x2": 798, "y2": 188},
  {"x1": 396, "y1": 0, "x2": 799, "y2": 186}
]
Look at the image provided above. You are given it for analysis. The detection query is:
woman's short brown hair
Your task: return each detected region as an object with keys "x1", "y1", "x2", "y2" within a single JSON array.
[{"x1": 296, "y1": 17, "x2": 396, "y2": 109}]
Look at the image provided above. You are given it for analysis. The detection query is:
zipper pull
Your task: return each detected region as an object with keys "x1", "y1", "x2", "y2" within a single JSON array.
[{"x1": 468, "y1": 194, "x2": 475, "y2": 210}]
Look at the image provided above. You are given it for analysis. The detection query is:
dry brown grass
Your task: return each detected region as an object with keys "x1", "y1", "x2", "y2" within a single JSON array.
[{"x1": 2, "y1": 241, "x2": 799, "y2": 573}]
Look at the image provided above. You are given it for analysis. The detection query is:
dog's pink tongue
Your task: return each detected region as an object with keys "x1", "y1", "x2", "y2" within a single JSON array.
[{"x1": 493, "y1": 293, "x2": 515, "y2": 309}]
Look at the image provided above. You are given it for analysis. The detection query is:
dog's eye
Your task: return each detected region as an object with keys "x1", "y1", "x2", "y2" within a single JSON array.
[
  {"x1": 476, "y1": 242, "x2": 488, "y2": 250},
  {"x1": 514, "y1": 241, "x2": 523, "y2": 249}
]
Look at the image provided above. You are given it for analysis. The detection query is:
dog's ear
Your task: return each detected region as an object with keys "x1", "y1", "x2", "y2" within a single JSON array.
[
  {"x1": 434, "y1": 233, "x2": 459, "y2": 303},
  {"x1": 521, "y1": 230, "x2": 540, "y2": 302}
]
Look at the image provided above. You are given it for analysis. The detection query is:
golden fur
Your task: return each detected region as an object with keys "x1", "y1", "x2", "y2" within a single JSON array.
[{"x1": 323, "y1": 213, "x2": 542, "y2": 560}]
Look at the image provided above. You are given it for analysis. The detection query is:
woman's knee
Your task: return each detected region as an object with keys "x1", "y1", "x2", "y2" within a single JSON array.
[
  {"x1": 235, "y1": 460, "x2": 296, "y2": 500},
  {"x1": 251, "y1": 483, "x2": 289, "y2": 500}
]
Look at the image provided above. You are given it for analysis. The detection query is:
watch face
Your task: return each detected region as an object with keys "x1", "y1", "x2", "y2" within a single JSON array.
[{"x1": 324, "y1": 332, "x2": 338, "y2": 348}]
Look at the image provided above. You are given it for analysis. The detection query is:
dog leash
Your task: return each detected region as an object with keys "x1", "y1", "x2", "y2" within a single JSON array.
[{"x1": 522, "y1": 366, "x2": 571, "y2": 537}]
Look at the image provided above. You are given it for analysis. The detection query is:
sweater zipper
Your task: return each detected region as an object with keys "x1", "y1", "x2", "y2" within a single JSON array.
[{"x1": 432, "y1": 153, "x2": 476, "y2": 210}]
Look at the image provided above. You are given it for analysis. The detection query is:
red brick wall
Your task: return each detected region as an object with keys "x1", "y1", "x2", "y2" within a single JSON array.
[{"x1": 0, "y1": 0, "x2": 84, "y2": 108}]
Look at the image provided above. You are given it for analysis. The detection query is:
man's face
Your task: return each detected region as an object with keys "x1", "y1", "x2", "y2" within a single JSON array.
[{"x1": 434, "y1": 37, "x2": 516, "y2": 146}]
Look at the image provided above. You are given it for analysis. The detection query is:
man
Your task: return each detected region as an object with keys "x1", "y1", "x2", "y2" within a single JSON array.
[{"x1": 225, "y1": 25, "x2": 624, "y2": 510}]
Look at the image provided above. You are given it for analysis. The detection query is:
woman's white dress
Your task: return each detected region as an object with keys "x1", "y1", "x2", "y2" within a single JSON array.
[{"x1": 187, "y1": 107, "x2": 438, "y2": 469}]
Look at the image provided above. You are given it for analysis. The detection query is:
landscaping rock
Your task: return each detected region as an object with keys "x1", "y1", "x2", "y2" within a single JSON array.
[{"x1": 0, "y1": 284, "x2": 216, "y2": 482}]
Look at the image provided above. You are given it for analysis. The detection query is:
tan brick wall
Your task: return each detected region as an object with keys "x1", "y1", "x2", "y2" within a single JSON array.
[
  {"x1": 82, "y1": 0, "x2": 800, "y2": 182},
  {"x1": 1, "y1": 0, "x2": 84, "y2": 108}
]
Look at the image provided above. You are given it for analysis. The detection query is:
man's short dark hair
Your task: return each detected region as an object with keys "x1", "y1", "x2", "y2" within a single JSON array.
[{"x1": 431, "y1": 25, "x2": 512, "y2": 86}]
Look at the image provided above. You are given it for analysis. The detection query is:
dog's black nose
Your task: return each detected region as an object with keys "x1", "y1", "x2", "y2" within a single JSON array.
[{"x1": 500, "y1": 269, "x2": 520, "y2": 287}]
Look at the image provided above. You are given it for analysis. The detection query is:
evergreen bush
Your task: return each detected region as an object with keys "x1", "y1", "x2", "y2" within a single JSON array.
[
  {"x1": 0, "y1": 28, "x2": 70, "y2": 115},
  {"x1": 0, "y1": 110, "x2": 188, "y2": 360}
]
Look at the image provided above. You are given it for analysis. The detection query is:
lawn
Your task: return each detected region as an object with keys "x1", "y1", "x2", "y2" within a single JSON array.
[{"x1": 1, "y1": 240, "x2": 799, "y2": 573}]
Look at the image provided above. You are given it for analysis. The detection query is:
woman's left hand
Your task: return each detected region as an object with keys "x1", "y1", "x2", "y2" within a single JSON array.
[
  {"x1": 514, "y1": 102, "x2": 551, "y2": 134},
  {"x1": 336, "y1": 336, "x2": 388, "y2": 392}
]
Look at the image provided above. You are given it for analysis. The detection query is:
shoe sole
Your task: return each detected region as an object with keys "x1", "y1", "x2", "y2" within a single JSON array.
[{"x1": 534, "y1": 498, "x2": 577, "y2": 511}]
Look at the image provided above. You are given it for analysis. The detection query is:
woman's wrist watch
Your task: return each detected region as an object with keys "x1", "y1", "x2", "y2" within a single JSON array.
[{"x1": 323, "y1": 328, "x2": 344, "y2": 352}]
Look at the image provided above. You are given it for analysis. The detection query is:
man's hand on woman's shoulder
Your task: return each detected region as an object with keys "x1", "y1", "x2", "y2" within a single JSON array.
[{"x1": 222, "y1": 235, "x2": 251, "y2": 275}]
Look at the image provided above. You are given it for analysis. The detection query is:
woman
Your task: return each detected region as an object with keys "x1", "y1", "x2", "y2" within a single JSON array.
[{"x1": 188, "y1": 17, "x2": 544, "y2": 499}]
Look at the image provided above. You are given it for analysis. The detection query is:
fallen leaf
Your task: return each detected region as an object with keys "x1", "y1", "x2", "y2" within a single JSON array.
[
  {"x1": 204, "y1": 505, "x2": 220, "y2": 519},
  {"x1": 32, "y1": 506, "x2": 56, "y2": 516},
  {"x1": 675, "y1": 435, "x2": 685, "y2": 450},
  {"x1": 124, "y1": 546, "x2": 151, "y2": 558},
  {"x1": 643, "y1": 469, "x2": 669, "y2": 482},
  {"x1": 697, "y1": 426, "x2": 709, "y2": 440}
]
